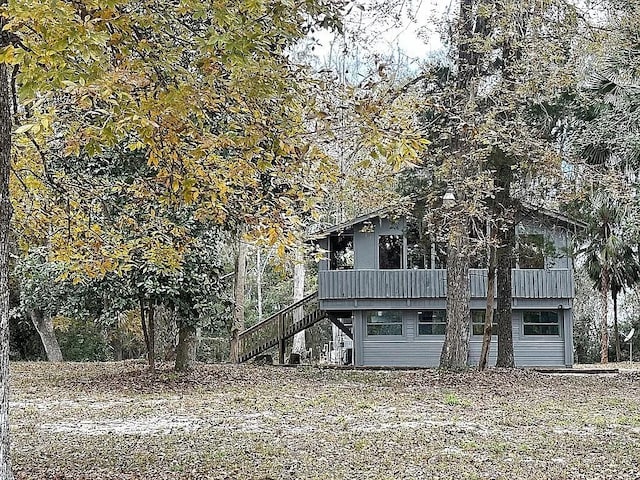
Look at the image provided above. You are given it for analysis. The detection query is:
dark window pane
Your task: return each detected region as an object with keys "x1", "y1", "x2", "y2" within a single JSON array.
[
  {"x1": 523, "y1": 311, "x2": 559, "y2": 336},
  {"x1": 330, "y1": 235, "x2": 354, "y2": 270},
  {"x1": 366, "y1": 311, "x2": 403, "y2": 336},
  {"x1": 406, "y1": 226, "x2": 430, "y2": 269},
  {"x1": 434, "y1": 242, "x2": 447, "y2": 269},
  {"x1": 523, "y1": 311, "x2": 559, "y2": 324},
  {"x1": 471, "y1": 310, "x2": 497, "y2": 336},
  {"x1": 368, "y1": 312, "x2": 402, "y2": 324},
  {"x1": 368, "y1": 324, "x2": 403, "y2": 335},
  {"x1": 517, "y1": 234, "x2": 545, "y2": 269},
  {"x1": 418, "y1": 323, "x2": 446, "y2": 335},
  {"x1": 524, "y1": 324, "x2": 560, "y2": 335},
  {"x1": 418, "y1": 310, "x2": 446, "y2": 335},
  {"x1": 379, "y1": 235, "x2": 403, "y2": 269}
]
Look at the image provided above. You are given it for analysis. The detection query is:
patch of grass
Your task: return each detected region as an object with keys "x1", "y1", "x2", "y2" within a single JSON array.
[
  {"x1": 617, "y1": 415, "x2": 640, "y2": 426},
  {"x1": 442, "y1": 392, "x2": 471, "y2": 407},
  {"x1": 490, "y1": 442, "x2": 509, "y2": 454},
  {"x1": 461, "y1": 440, "x2": 479, "y2": 451}
]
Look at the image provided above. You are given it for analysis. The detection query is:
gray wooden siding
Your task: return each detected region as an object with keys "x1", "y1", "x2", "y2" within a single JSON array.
[
  {"x1": 319, "y1": 269, "x2": 447, "y2": 299},
  {"x1": 319, "y1": 268, "x2": 574, "y2": 301},
  {"x1": 356, "y1": 310, "x2": 570, "y2": 367},
  {"x1": 319, "y1": 217, "x2": 573, "y2": 271},
  {"x1": 353, "y1": 217, "x2": 404, "y2": 269}
]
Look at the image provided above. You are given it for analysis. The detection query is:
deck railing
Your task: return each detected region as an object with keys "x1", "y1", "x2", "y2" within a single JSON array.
[
  {"x1": 237, "y1": 291, "x2": 327, "y2": 363},
  {"x1": 318, "y1": 268, "x2": 574, "y2": 300}
]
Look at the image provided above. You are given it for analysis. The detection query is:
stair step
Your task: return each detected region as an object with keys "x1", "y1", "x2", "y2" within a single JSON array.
[{"x1": 237, "y1": 291, "x2": 327, "y2": 363}]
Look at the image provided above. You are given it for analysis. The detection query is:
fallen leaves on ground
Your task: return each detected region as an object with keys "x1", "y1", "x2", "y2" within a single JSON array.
[{"x1": 10, "y1": 361, "x2": 640, "y2": 479}]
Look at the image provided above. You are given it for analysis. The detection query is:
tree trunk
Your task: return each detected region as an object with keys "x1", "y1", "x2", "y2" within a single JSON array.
[
  {"x1": 492, "y1": 148, "x2": 515, "y2": 369},
  {"x1": 113, "y1": 313, "x2": 124, "y2": 361},
  {"x1": 148, "y1": 303, "x2": 155, "y2": 371},
  {"x1": 613, "y1": 291, "x2": 620, "y2": 362},
  {"x1": 478, "y1": 238, "x2": 496, "y2": 371},
  {"x1": 175, "y1": 323, "x2": 198, "y2": 371},
  {"x1": 496, "y1": 222, "x2": 515, "y2": 367},
  {"x1": 230, "y1": 239, "x2": 247, "y2": 363},
  {"x1": 256, "y1": 248, "x2": 263, "y2": 322},
  {"x1": 29, "y1": 309, "x2": 63, "y2": 362},
  {"x1": 600, "y1": 268, "x2": 609, "y2": 364},
  {"x1": 140, "y1": 297, "x2": 149, "y2": 359},
  {"x1": 440, "y1": 215, "x2": 470, "y2": 370},
  {"x1": 140, "y1": 299, "x2": 156, "y2": 372},
  {"x1": 0, "y1": 43, "x2": 14, "y2": 479},
  {"x1": 153, "y1": 304, "x2": 177, "y2": 361},
  {"x1": 291, "y1": 251, "x2": 306, "y2": 356},
  {"x1": 438, "y1": 0, "x2": 480, "y2": 371}
]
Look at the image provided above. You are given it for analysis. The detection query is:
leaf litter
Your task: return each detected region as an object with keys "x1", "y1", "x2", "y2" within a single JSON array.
[{"x1": 9, "y1": 361, "x2": 640, "y2": 479}]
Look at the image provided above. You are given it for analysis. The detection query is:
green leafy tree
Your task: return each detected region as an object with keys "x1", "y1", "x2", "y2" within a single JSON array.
[
  {"x1": 13, "y1": 249, "x2": 64, "y2": 361},
  {"x1": 0, "y1": 0, "x2": 348, "y2": 474},
  {"x1": 566, "y1": 2, "x2": 640, "y2": 362},
  {"x1": 579, "y1": 192, "x2": 640, "y2": 362}
]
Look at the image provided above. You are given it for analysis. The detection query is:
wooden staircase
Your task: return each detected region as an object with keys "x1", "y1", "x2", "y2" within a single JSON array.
[{"x1": 237, "y1": 291, "x2": 328, "y2": 363}]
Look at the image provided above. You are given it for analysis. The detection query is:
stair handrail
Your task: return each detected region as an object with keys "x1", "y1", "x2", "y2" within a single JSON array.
[{"x1": 238, "y1": 291, "x2": 318, "y2": 338}]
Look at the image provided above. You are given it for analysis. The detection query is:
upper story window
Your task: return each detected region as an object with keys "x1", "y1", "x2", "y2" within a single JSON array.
[
  {"x1": 407, "y1": 226, "x2": 428, "y2": 269},
  {"x1": 523, "y1": 311, "x2": 560, "y2": 336},
  {"x1": 330, "y1": 234, "x2": 354, "y2": 270},
  {"x1": 516, "y1": 234, "x2": 546, "y2": 269},
  {"x1": 434, "y1": 242, "x2": 447, "y2": 269},
  {"x1": 379, "y1": 235, "x2": 403, "y2": 269},
  {"x1": 406, "y1": 224, "x2": 447, "y2": 269}
]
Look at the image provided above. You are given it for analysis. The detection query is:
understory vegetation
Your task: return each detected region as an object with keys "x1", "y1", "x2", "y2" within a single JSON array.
[{"x1": 11, "y1": 362, "x2": 640, "y2": 479}]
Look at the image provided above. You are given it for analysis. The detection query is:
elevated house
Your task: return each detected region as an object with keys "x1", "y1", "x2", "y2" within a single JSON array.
[{"x1": 237, "y1": 205, "x2": 580, "y2": 368}]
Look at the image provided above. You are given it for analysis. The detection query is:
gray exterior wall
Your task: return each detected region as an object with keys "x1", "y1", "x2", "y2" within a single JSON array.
[
  {"x1": 353, "y1": 308, "x2": 573, "y2": 368},
  {"x1": 316, "y1": 213, "x2": 576, "y2": 368},
  {"x1": 318, "y1": 216, "x2": 574, "y2": 273},
  {"x1": 517, "y1": 218, "x2": 572, "y2": 269},
  {"x1": 354, "y1": 217, "x2": 405, "y2": 269}
]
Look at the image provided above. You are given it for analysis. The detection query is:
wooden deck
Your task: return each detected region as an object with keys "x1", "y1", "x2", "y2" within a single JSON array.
[{"x1": 318, "y1": 268, "x2": 574, "y2": 301}]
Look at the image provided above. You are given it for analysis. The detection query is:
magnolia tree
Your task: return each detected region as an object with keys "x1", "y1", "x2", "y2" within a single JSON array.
[{"x1": 0, "y1": 0, "x2": 350, "y2": 475}]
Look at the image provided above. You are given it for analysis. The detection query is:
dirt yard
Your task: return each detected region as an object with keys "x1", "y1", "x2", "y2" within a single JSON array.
[{"x1": 9, "y1": 361, "x2": 640, "y2": 479}]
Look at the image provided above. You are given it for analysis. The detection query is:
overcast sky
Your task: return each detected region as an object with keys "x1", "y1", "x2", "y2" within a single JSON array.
[{"x1": 307, "y1": 0, "x2": 453, "y2": 74}]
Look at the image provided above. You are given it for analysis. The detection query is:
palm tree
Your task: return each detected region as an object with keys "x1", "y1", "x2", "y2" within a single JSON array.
[
  {"x1": 586, "y1": 236, "x2": 640, "y2": 361},
  {"x1": 579, "y1": 192, "x2": 640, "y2": 363},
  {"x1": 570, "y1": 17, "x2": 640, "y2": 362}
]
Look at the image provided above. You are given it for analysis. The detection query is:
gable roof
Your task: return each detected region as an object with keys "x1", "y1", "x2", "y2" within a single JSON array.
[
  {"x1": 518, "y1": 203, "x2": 587, "y2": 231},
  {"x1": 308, "y1": 206, "x2": 393, "y2": 240},
  {"x1": 309, "y1": 201, "x2": 585, "y2": 241}
]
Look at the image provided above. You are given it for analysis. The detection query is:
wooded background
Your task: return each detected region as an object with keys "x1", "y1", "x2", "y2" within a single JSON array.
[{"x1": 1, "y1": 0, "x2": 640, "y2": 475}]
